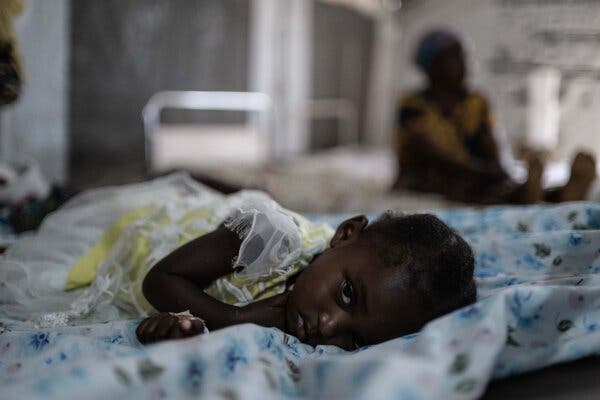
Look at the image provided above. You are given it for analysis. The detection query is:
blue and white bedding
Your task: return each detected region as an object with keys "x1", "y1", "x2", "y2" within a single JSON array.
[{"x1": 2, "y1": 202, "x2": 600, "y2": 399}]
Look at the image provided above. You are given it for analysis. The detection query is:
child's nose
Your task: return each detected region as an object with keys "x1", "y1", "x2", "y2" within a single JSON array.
[{"x1": 318, "y1": 310, "x2": 349, "y2": 338}]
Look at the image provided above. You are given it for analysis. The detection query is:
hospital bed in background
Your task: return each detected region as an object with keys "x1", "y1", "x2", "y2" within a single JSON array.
[
  {"x1": 142, "y1": 91, "x2": 600, "y2": 214},
  {"x1": 142, "y1": 90, "x2": 409, "y2": 212},
  {"x1": 3, "y1": 184, "x2": 600, "y2": 399},
  {"x1": 143, "y1": 91, "x2": 274, "y2": 173},
  {"x1": 143, "y1": 91, "x2": 361, "y2": 174}
]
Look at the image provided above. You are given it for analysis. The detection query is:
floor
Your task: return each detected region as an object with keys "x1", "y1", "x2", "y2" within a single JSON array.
[{"x1": 482, "y1": 356, "x2": 600, "y2": 399}]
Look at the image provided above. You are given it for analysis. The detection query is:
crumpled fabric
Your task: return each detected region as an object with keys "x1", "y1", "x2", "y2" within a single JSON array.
[{"x1": 2, "y1": 202, "x2": 600, "y2": 399}]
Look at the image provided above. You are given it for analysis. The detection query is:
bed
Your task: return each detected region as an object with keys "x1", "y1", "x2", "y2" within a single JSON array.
[
  {"x1": 1, "y1": 174, "x2": 600, "y2": 399},
  {"x1": 154, "y1": 144, "x2": 600, "y2": 214}
]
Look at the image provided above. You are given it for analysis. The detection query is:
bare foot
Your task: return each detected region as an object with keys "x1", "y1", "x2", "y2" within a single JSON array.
[
  {"x1": 560, "y1": 152, "x2": 597, "y2": 202},
  {"x1": 522, "y1": 155, "x2": 544, "y2": 204}
]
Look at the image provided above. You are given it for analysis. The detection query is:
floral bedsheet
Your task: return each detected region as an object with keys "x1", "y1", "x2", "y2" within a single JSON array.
[{"x1": 2, "y1": 202, "x2": 600, "y2": 399}]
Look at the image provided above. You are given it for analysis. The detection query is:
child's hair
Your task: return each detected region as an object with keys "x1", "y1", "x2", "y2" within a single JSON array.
[{"x1": 363, "y1": 212, "x2": 476, "y2": 323}]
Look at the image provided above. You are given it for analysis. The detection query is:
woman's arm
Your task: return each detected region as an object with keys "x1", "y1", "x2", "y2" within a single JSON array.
[
  {"x1": 468, "y1": 98, "x2": 507, "y2": 177},
  {"x1": 406, "y1": 130, "x2": 495, "y2": 175}
]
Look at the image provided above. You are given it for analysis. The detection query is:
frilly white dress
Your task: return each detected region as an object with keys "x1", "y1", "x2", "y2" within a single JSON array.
[{"x1": 0, "y1": 173, "x2": 333, "y2": 327}]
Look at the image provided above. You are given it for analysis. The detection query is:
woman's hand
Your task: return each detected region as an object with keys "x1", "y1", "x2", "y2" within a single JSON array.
[
  {"x1": 237, "y1": 292, "x2": 289, "y2": 331},
  {"x1": 136, "y1": 312, "x2": 206, "y2": 344}
]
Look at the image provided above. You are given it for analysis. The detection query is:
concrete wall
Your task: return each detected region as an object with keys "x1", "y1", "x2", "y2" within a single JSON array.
[
  {"x1": 0, "y1": 0, "x2": 70, "y2": 184},
  {"x1": 0, "y1": 0, "x2": 380, "y2": 187},
  {"x1": 311, "y1": 1, "x2": 374, "y2": 149},
  {"x1": 249, "y1": 0, "x2": 314, "y2": 157},
  {"x1": 69, "y1": 0, "x2": 250, "y2": 178},
  {"x1": 396, "y1": 0, "x2": 600, "y2": 159},
  {"x1": 250, "y1": 0, "x2": 375, "y2": 153}
]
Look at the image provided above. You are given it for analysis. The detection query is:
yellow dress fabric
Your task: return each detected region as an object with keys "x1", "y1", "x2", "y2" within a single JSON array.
[
  {"x1": 395, "y1": 91, "x2": 491, "y2": 164},
  {"x1": 0, "y1": 0, "x2": 24, "y2": 44},
  {"x1": 0, "y1": 0, "x2": 24, "y2": 105},
  {"x1": 65, "y1": 195, "x2": 333, "y2": 315}
]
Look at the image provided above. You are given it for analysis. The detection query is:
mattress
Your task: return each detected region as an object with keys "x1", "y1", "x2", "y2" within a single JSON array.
[{"x1": 1, "y1": 175, "x2": 600, "y2": 399}]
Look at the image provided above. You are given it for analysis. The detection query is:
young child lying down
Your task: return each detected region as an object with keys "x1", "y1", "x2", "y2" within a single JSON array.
[{"x1": 66, "y1": 188, "x2": 476, "y2": 350}]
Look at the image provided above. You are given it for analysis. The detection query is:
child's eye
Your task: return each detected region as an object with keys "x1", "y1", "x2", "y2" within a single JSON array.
[{"x1": 340, "y1": 279, "x2": 354, "y2": 306}]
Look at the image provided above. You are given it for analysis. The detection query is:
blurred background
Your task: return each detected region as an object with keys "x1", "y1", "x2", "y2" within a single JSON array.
[{"x1": 1, "y1": 0, "x2": 600, "y2": 220}]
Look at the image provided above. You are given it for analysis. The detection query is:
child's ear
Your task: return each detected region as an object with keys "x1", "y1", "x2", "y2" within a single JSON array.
[{"x1": 330, "y1": 215, "x2": 369, "y2": 247}]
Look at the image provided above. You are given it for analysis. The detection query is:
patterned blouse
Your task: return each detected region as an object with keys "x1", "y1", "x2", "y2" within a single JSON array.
[{"x1": 395, "y1": 90, "x2": 494, "y2": 168}]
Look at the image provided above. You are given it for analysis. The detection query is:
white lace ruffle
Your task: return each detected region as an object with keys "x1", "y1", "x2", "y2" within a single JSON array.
[
  {"x1": 222, "y1": 192, "x2": 302, "y2": 281},
  {"x1": 0, "y1": 173, "x2": 312, "y2": 328}
]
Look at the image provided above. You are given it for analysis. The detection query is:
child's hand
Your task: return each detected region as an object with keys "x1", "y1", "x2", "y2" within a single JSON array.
[
  {"x1": 238, "y1": 292, "x2": 288, "y2": 331},
  {"x1": 136, "y1": 312, "x2": 206, "y2": 344}
]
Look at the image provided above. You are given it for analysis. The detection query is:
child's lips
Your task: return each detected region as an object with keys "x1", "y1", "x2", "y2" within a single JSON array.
[{"x1": 286, "y1": 306, "x2": 310, "y2": 342}]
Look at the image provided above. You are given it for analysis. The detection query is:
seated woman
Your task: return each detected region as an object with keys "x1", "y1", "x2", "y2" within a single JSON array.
[{"x1": 393, "y1": 29, "x2": 596, "y2": 204}]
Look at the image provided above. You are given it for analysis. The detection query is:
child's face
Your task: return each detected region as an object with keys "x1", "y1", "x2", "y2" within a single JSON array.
[{"x1": 285, "y1": 217, "x2": 424, "y2": 350}]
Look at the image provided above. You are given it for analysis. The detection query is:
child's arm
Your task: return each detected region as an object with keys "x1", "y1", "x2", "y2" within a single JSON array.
[{"x1": 138, "y1": 225, "x2": 287, "y2": 343}]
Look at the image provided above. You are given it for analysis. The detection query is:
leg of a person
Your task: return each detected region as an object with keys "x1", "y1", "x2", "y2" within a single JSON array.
[
  {"x1": 551, "y1": 152, "x2": 597, "y2": 202},
  {"x1": 424, "y1": 157, "x2": 519, "y2": 204},
  {"x1": 398, "y1": 139, "x2": 510, "y2": 202},
  {"x1": 469, "y1": 155, "x2": 544, "y2": 205}
]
